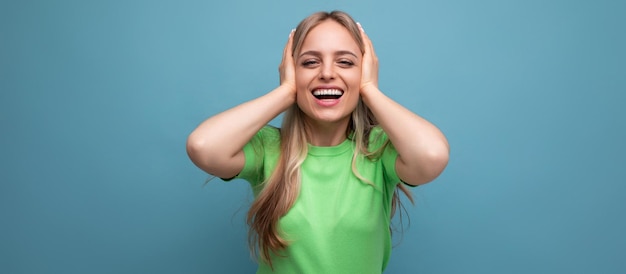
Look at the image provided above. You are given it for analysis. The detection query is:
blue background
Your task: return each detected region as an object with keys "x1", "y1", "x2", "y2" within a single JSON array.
[{"x1": 2, "y1": 0, "x2": 625, "y2": 273}]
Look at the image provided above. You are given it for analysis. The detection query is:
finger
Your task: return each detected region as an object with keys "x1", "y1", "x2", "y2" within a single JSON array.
[
  {"x1": 357, "y1": 23, "x2": 368, "y2": 46},
  {"x1": 283, "y1": 29, "x2": 295, "y2": 61},
  {"x1": 357, "y1": 23, "x2": 376, "y2": 58}
]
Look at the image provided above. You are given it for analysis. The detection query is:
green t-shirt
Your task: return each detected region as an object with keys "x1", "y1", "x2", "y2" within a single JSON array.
[{"x1": 237, "y1": 126, "x2": 401, "y2": 274}]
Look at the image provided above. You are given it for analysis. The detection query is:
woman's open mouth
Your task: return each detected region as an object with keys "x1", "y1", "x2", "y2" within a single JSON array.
[{"x1": 312, "y1": 89, "x2": 344, "y2": 100}]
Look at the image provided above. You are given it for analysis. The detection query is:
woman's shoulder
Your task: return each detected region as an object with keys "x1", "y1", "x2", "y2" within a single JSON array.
[
  {"x1": 368, "y1": 125, "x2": 389, "y2": 146},
  {"x1": 257, "y1": 125, "x2": 281, "y2": 140},
  {"x1": 250, "y1": 125, "x2": 281, "y2": 149},
  {"x1": 369, "y1": 125, "x2": 385, "y2": 136}
]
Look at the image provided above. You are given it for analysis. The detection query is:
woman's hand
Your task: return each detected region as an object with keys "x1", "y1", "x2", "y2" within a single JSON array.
[
  {"x1": 358, "y1": 23, "x2": 379, "y2": 93},
  {"x1": 279, "y1": 29, "x2": 297, "y2": 96}
]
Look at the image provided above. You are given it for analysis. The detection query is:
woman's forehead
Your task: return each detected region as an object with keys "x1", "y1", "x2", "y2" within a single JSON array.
[{"x1": 299, "y1": 21, "x2": 360, "y2": 55}]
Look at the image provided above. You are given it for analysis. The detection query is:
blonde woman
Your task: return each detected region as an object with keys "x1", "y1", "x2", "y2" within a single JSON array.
[{"x1": 187, "y1": 10, "x2": 449, "y2": 274}]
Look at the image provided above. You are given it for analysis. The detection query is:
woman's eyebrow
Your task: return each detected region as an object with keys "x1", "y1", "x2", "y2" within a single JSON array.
[{"x1": 298, "y1": 50, "x2": 358, "y2": 59}]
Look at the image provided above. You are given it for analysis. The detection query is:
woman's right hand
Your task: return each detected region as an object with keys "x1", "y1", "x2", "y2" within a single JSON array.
[{"x1": 279, "y1": 29, "x2": 297, "y2": 97}]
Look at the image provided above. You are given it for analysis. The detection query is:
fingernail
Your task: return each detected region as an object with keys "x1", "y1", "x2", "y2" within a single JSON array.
[{"x1": 357, "y1": 22, "x2": 363, "y2": 29}]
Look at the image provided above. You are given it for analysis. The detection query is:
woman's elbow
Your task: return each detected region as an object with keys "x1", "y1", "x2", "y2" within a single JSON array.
[
  {"x1": 186, "y1": 134, "x2": 244, "y2": 178},
  {"x1": 402, "y1": 145, "x2": 450, "y2": 186},
  {"x1": 186, "y1": 135, "x2": 210, "y2": 170},
  {"x1": 426, "y1": 148, "x2": 449, "y2": 179}
]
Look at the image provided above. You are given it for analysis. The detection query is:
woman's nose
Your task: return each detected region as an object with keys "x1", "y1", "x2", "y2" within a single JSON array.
[{"x1": 319, "y1": 63, "x2": 335, "y2": 80}]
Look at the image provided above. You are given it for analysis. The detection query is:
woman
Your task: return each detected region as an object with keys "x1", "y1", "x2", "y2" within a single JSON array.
[{"x1": 187, "y1": 10, "x2": 449, "y2": 273}]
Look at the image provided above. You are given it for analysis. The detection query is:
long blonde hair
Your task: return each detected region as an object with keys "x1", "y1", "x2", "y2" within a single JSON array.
[{"x1": 246, "y1": 10, "x2": 413, "y2": 267}]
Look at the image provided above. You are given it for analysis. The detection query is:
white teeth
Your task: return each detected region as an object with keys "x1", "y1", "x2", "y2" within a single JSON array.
[{"x1": 312, "y1": 89, "x2": 343, "y2": 96}]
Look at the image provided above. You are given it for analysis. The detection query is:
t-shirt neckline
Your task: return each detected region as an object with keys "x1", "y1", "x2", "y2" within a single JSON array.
[{"x1": 307, "y1": 138, "x2": 352, "y2": 156}]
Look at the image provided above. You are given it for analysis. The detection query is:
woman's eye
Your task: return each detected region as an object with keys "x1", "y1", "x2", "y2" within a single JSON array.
[
  {"x1": 338, "y1": 60, "x2": 354, "y2": 66},
  {"x1": 302, "y1": 60, "x2": 319, "y2": 67}
]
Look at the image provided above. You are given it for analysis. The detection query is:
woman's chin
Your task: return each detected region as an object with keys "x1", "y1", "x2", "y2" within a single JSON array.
[{"x1": 304, "y1": 112, "x2": 351, "y2": 126}]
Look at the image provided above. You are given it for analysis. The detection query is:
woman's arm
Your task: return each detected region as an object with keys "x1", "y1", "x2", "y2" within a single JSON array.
[
  {"x1": 358, "y1": 24, "x2": 449, "y2": 186},
  {"x1": 186, "y1": 31, "x2": 296, "y2": 178}
]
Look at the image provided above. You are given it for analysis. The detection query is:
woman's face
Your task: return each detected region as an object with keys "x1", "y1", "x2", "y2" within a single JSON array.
[{"x1": 295, "y1": 20, "x2": 362, "y2": 127}]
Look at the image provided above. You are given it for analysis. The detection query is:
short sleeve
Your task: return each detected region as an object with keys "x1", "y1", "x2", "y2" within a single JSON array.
[
  {"x1": 229, "y1": 126, "x2": 280, "y2": 186},
  {"x1": 381, "y1": 141, "x2": 401, "y2": 186},
  {"x1": 368, "y1": 127, "x2": 401, "y2": 186}
]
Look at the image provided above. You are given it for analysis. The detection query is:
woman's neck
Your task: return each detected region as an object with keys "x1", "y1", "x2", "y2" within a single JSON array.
[{"x1": 304, "y1": 118, "x2": 350, "y2": 147}]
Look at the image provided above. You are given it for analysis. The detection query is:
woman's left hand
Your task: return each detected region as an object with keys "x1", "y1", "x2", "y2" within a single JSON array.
[{"x1": 358, "y1": 23, "x2": 379, "y2": 93}]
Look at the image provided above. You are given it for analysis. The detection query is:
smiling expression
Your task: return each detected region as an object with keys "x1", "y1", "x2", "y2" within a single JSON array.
[{"x1": 295, "y1": 20, "x2": 362, "y2": 127}]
